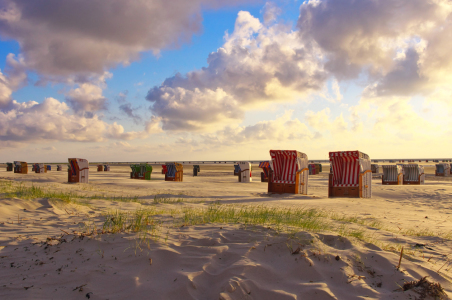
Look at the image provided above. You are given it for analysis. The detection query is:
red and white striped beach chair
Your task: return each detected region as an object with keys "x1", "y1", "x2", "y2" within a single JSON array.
[
  {"x1": 328, "y1": 151, "x2": 371, "y2": 198},
  {"x1": 268, "y1": 150, "x2": 308, "y2": 194},
  {"x1": 238, "y1": 162, "x2": 252, "y2": 183}
]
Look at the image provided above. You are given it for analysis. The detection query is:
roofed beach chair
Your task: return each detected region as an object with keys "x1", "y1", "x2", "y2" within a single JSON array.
[
  {"x1": 130, "y1": 164, "x2": 136, "y2": 178},
  {"x1": 268, "y1": 150, "x2": 308, "y2": 194},
  {"x1": 34, "y1": 163, "x2": 47, "y2": 173},
  {"x1": 161, "y1": 164, "x2": 167, "y2": 174},
  {"x1": 193, "y1": 165, "x2": 200, "y2": 176},
  {"x1": 6, "y1": 163, "x2": 13, "y2": 171},
  {"x1": 104, "y1": 165, "x2": 110, "y2": 171},
  {"x1": 371, "y1": 164, "x2": 380, "y2": 174},
  {"x1": 68, "y1": 158, "x2": 89, "y2": 183},
  {"x1": 97, "y1": 165, "x2": 103, "y2": 172},
  {"x1": 233, "y1": 164, "x2": 240, "y2": 176},
  {"x1": 381, "y1": 165, "x2": 403, "y2": 185},
  {"x1": 165, "y1": 162, "x2": 183, "y2": 181},
  {"x1": 237, "y1": 162, "x2": 252, "y2": 183},
  {"x1": 435, "y1": 163, "x2": 450, "y2": 177},
  {"x1": 14, "y1": 161, "x2": 28, "y2": 174},
  {"x1": 402, "y1": 164, "x2": 425, "y2": 184},
  {"x1": 315, "y1": 163, "x2": 321, "y2": 174},
  {"x1": 258, "y1": 161, "x2": 270, "y2": 182},
  {"x1": 308, "y1": 164, "x2": 316, "y2": 175},
  {"x1": 328, "y1": 151, "x2": 371, "y2": 198},
  {"x1": 140, "y1": 163, "x2": 152, "y2": 180},
  {"x1": 57, "y1": 165, "x2": 63, "y2": 171}
]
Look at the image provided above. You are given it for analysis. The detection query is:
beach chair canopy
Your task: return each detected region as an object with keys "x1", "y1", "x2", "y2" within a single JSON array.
[
  {"x1": 329, "y1": 151, "x2": 370, "y2": 187},
  {"x1": 69, "y1": 158, "x2": 89, "y2": 175},
  {"x1": 270, "y1": 150, "x2": 308, "y2": 184},
  {"x1": 382, "y1": 165, "x2": 402, "y2": 181}
]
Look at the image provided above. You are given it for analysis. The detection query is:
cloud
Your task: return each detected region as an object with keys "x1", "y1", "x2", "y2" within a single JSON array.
[
  {"x1": 118, "y1": 102, "x2": 143, "y2": 124},
  {"x1": 0, "y1": 0, "x2": 258, "y2": 81},
  {"x1": 0, "y1": 97, "x2": 146, "y2": 144},
  {"x1": 262, "y1": 2, "x2": 281, "y2": 24},
  {"x1": 146, "y1": 10, "x2": 326, "y2": 131},
  {"x1": 0, "y1": 53, "x2": 27, "y2": 108},
  {"x1": 42, "y1": 146, "x2": 56, "y2": 151},
  {"x1": 65, "y1": 82, "x2": 108, "y2": 113},
  {"x1": 298, "y1": 0, "x2": 452, "y2": 97},
  {"x1": 199, "y1": 110, "x2": 313, "y2": 147}
]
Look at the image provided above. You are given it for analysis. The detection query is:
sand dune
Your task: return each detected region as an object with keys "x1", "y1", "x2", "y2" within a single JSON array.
[{"x1": 1, "y1": 165, "x2": 451, "y2": 299}]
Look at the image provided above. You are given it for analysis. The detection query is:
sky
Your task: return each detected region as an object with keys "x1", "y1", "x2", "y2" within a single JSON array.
[{"x1": 0, "y1": 0, "x2": 451, "y2": 162}]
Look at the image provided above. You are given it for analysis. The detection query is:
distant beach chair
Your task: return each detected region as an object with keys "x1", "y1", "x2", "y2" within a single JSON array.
[
  {"x1": 315, "y1": 163, "x2": 322, "y2": 174},
  {"x1": 258, "y1": 161, "x2": 270, "y2": 182},
  {"x1": 97, "y1": 165, "x2": 103, "y2": 172},
  {"x1": 47, "y1": 165, "x2": 51, "y2": 171},
  {"x1": 308, "y1": 163, "x2": 316, "y2": 175},
  {"x1": 165, "y1": 163, "x2": 183, "y2": 181},
  {"x1": 34, "y1": 163, "x2": 47, "y2": 173},
  {"x1": 57, "y1": 165, "x2": 63, "y2": 171},
  {"x1": 161, "y1": 164, "x2": 167, "y2": 174},
  {"x1": 328, "y1": 151, "x2": 371, "y2": 198},
  {"x1": 130, "y1": 163, "x2": 152, "y2": 180},
  {"x1": 68, "y1": 158, "x2": 89, "y2": 183},
  {"x1": 268, "y1": 150, "x2": 308, "y2": 194},
  {"x1": 435, "y1": 163, "x2": 450, "y2": 177},
  {"x1": 130, "y1": 164, "x2": 137, "y2": 178},
  {"x1": 104, "y1": 165, "x2": 110, "y2": 171},
  {"x1": 381, "y1": 165, "x2": 403, "y2": 185},
  {"x1": 233, "y1": 164, "x2": 240, "y2": 176},
  {"x1": 371, "y1": 164, "x2": 380, "y2": 174},
  {"x1": 237, "y1": 162, "x2": 252, "y2": 183},
  {"x1": 402, "y1": 164, "x2": 425, "y2": 184},
  {"x1": 14, "y1": 161, "x2": 28, "y2": 174},
  {"x1": 193, "y1": 165, "x2": 200, "y2": 176},
  {"x1": 6, "y1": 163, "x2": 13, "y2": 171}
]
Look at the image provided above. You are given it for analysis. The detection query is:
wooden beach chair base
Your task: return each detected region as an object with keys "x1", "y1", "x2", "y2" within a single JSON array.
[
  {"x1": 268, "y1": 182, "x2": 296, "y2": 194},
  {"x1": 403, "y1": 174, "x2": 424, "y2": 185}
]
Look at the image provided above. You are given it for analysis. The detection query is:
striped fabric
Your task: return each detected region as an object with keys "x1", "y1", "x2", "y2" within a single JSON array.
[
  {"x1": 402, "y1": 164, "x2": 423, "y2": 181},
  {"x1": 259, "y1": 161, "x2": 270, "y2": 178},
  {"x1": 382, "y1": 165, "x2": 402, "y2": 182},
  {"x1": 259, "y1": 161, "x2": 270, "y2": 168},
  {"x1": 270, "y1": 150, "x2": 303, "y2": 184},
  {"x1": 329, "y1": 151, "x2": 360, "y2": 187},
  {"x1": 165, "y1": 162, "x2": 182, "y2": 177},
  {"x1": 166, "y1": 163, "x2": 177, "y2": 177}
]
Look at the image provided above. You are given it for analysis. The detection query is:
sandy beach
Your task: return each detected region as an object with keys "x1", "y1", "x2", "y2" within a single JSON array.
[{"x1": 1, "y1": 164, "x2": 452, "y2": 299}]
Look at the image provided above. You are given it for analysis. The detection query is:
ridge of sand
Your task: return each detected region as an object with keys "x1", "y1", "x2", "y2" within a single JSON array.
[{"x1": 1, "y1": 165, "x2": 452, "y2": 299}]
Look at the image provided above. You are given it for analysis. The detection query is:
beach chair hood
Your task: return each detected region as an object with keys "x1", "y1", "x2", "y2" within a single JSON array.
[{"x1": 270, "y1": 150, "x2": 308, "y2": 184}]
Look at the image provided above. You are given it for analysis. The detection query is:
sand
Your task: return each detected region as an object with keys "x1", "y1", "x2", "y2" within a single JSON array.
[{"x1": 1, "y1": 164, "x2": 452, "y2": 299}]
